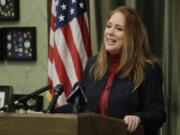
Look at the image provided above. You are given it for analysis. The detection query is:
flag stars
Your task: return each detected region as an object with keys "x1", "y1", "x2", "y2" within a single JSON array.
[
  {"x1": 79, "y1": 1, "x2": 84, "y2": 9},
  {"x1": 55, "y1": 0, "x2": 87, "y2": 27},
  {"x1": 61, "y1": 3, "x2": 67, "y2": 11},
  {"x1": 70, "y1": 8, "x2": 75, "y2": 15},
  {"x1": 59, "y1": 14, "x2": 65, "y2": 22},
  {"x1": 72, "y1": 0, "x2": 76, "y2": 4}
]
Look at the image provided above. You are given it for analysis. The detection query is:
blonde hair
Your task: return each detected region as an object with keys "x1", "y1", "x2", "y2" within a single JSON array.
[{"x1": 91, "y1": 5, "x2": 159, "y2": 90}]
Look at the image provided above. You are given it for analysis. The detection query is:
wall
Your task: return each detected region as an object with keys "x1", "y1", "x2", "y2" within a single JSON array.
[{"x1": 0, "y1": 0, "x2": 48, "y2": 107}]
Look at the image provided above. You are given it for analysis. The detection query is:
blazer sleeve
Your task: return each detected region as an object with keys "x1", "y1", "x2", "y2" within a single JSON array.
[{"x1": 135, "y1": 64, "x2": 166, "y2": 130}]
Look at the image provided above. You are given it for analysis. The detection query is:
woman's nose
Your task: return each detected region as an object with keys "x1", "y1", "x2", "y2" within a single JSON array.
[{"x1": 108, "y1": 27, "x2": 115, "y2": 35}]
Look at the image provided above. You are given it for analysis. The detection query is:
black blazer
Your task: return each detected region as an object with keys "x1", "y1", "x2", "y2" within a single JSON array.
[{"x1": 81, "y1": 56, "x2": 166, "y2": 135}]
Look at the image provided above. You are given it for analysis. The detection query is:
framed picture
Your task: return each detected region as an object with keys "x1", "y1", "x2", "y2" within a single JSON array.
[
  {"x1": 0, "y1": 86, "x2": 13, "y2": 108},
  {"x1": 0, "y1": 27, "x2": 37, "y2": 61},
  {"x1": 12, "y1": 94, "x2": 43, "y2": 112},
  {"x1": 0, "y1": 90, "x2": 5, "y2": 108},
  {"x1": 0, "y1": 33, "x2": 3, "y2": 60},
  {"x1": 0, "y1": 0, "x2": 19, "y2": 21}
]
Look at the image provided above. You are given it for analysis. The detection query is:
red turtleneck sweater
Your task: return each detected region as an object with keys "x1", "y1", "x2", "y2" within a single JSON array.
[{"x1": 98, "y1": 54, "x2": 120, "y2": 115}]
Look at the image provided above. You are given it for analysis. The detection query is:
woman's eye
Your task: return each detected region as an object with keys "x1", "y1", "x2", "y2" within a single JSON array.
[
  {"x1": 116, "y1": 27, "x2": 123, "y2": 31},
  {"x1": 106, "y1": 24, "x2": 111, "y2": 28}
]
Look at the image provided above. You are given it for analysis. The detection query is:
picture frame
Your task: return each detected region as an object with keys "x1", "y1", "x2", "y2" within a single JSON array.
[
  {"x1": 0, "y1": 86, "x2": 13, "y2": 108},
  {"x1": 0, "y1": 90, "x2": 6, "y2": 108},
  {"x1": 12, "y1": 94, "x2": 43, "y2": 112},
  {"x1": 0, "y1": 0, "x2": 20, "y2": 21},
  {"x1": 0, "y1": 27, "x2": 37, "y2": 61},
  {"x1": 0, "y1": 34, "x2": 3, "y2": 61}
]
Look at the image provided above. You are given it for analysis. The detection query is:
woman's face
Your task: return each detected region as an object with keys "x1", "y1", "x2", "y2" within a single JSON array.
[{"x1": 104, "y1": 11, "x2": 125, "y2": 54}]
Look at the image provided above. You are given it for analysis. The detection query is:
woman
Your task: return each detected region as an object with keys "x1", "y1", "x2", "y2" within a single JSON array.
[{"x1": 82, "y1": 5, "x2": 166, "y2": 135}]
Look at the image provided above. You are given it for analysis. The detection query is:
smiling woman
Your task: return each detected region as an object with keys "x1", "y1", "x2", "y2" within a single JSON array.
[
  {"x1": 80, "y1": 5, "x2": 166, "y2": 135},
  {"x1": 104, "y1": 12, "x2": 125, "y2": 54}
]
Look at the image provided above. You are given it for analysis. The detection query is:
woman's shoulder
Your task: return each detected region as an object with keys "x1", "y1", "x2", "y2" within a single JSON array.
[
  {"x1": 87, "y1": 55, "x2": 98, "y2": 65},
  {"x1": 84, "y1": 55, "x2": 97, "y2": 71},
  {"x1": 143, "y1": 62, "x2": 162, "y2": 79},
  {"x1": 144, "y1": 62, "x2": 162, "y2": 73}
]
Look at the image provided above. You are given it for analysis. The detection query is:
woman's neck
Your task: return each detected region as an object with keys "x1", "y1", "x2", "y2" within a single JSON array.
[{"x1": 108, "y1": 53, "x2": 121, "y2": 64}]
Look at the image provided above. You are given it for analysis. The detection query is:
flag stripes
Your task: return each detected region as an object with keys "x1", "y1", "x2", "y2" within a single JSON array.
[{"x1": 48, "y1": 0, "x2": 92, "y2": 106}]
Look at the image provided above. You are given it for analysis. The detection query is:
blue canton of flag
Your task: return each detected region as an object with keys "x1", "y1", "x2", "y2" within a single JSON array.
[{"x1": 55, "y1": 0, "x2": 88, "y2": 29}]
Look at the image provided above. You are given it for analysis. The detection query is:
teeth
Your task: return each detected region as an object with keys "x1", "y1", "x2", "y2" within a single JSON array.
[{"x1": 107, "y1": 38, "x2": 116, "y2": 43}]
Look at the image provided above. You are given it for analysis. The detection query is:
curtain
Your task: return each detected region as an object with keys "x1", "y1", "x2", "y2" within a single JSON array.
[
  {"x1": 163, "y1": 0, "x2": 180, "y2": 135},
  {"x1": 136, "y1": 0, "x2": 165, "y2": 59}
]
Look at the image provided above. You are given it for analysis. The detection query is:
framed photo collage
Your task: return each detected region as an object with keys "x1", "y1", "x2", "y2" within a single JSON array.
[{"x1": 0, "y1": 0, "x2": 36, "y2": 61}]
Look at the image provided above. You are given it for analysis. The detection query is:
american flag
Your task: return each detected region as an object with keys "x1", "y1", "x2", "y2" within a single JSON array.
[{"x1": 48, "y1": 0, "x2": 92, "y2": 106}]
